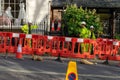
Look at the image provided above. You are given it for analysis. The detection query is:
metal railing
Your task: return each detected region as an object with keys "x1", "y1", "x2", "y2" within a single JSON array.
[
  {"x1": 0, "y1": 16, "x2": 50, "y2": 35},
  {"x1": 31, "y1": 20, "x2": 49, "y2": 35}
]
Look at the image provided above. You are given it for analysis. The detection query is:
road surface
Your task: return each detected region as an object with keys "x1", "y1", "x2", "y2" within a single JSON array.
[{"x1": 0, "y1": 54, "x2": 120, "y2": 80}]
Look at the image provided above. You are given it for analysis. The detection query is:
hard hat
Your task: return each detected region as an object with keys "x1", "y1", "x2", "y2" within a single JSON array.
[
  {"x1": 90, "y1": 26, "x2": 94, "y2": 29},
  {"x1": 81, "y1": 21, "x2": 86, "y2": 25},
  {"x1": 28, "y1": 20, "x2": 32, "y2": 23}
]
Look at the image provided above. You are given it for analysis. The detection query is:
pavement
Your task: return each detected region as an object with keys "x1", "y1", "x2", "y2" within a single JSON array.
[{"x1": 0, "y1": 54, "x2": 120, "y2": 80}]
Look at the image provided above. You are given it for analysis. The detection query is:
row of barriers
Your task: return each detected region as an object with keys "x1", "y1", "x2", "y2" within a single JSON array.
[{"x1": 0, "y1": 32, "x2": 120, "y2": 60}]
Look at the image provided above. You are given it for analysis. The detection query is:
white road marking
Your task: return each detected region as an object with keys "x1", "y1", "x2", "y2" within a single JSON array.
[
  {"x1": 79, "y1": 74, "x2": 120, "y2": 78},
  {"x1": 0, "y1": 66, "x2": 120, "y2": 79}
]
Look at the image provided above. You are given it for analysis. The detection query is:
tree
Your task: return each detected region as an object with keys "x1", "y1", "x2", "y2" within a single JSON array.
[{"x1": 62, "y1": 4, "x2": 103, "y2": 37}]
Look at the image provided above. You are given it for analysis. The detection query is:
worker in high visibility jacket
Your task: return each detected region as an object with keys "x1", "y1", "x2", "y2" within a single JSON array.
[
  {"x1": 21, "y1": 21, "x2": 38, "y2": 34},
  {"x1": 88, "y1": 26, "x2": 96, "y2": 55},
  {"x1": 88, "y1": 26, "x2": 96, "y2": 39},
  {"x1": 79, "y1": 21, "x2": 89, "y2": 38},
  {"x1": 79, "y1": 21, "x2": 89, "y2": 53},
  {"x1": 79, "y1": 22, "x2": 94, "y2": 65}
]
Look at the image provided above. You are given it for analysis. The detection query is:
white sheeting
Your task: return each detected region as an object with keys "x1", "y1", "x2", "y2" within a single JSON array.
[{"x1": 26, "y1": 0, "x2": 50, "y2": 23}]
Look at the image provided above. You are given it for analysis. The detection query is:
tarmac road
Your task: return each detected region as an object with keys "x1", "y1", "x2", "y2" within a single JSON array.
[{"x1": 0, "y1": 55, "x2": 120, "y2": 80}]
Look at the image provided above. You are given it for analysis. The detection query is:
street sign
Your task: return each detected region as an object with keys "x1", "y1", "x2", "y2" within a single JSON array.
[{"x1": 65, "y1": 61, "x2": 78, "y2": 80}]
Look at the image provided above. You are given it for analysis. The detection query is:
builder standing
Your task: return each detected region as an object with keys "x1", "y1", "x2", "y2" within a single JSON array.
[
  {"x1": 88, "y1": 26, "x2": 96, "y2": 39},
  {"x1": 79, "y1": 21, "x2": 89, "y2": 53},
  {"x1": 79, "y1": 21, "x2": 94, "y2": 65},
  {"x1": 21, "y1": 21, "x2": 36, "y2": 34},
  {"x1": 21, "y1": 21, "x2": 42, "y2": 61},
  {"x1": 79, "y1": 21, "x2": 89, "y2": 38}
]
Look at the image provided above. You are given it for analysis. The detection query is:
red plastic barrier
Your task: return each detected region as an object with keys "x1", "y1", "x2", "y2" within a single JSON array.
[
  {"x1": 0, "y1": 31, "x2": 120, "y2": 61},
  {"x1": 97, "y1": 39, "x2": 120, "y2": 60},
  {"x1": 57, "y1": 37, "x2": 71, "y2": 58},
  {"x1": 0, "y1": 32, "x2": 6, "y2": 53},
  {"x1": 56, "y1": 37, "x2": 96, "y2": 59},
  {"x1": 43, "y1": 36, "x2": 59, "y2": 56},
  {"x1": 94, "y1": 38, "x2": 113, "y2": 58},
  {"x1": 5, "y1": 32, "x2": 20, "y2": 53},
  {"x1": 21, "y1": 34, "x2": 33, "y2": 54},
  {"x1": 50, "y1": 36, "x2": 59, "y2": 57},
  {"x1": 108, "y1": 40, "x2": 120, "y2": 60},
  {"x1": 33, "y1": 35, "x2": 45, "y2": 55},
  {"x1": 70, "y1": 38, "x2": 95, "y2": 59},
  {"x1": 44, "y1": 36, "x2": 53, "y2": 53}
]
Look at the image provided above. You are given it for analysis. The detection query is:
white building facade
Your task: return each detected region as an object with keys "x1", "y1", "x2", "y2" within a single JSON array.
[{"x1": 0, "y1": 0, "x2": 51, "y2": 32}]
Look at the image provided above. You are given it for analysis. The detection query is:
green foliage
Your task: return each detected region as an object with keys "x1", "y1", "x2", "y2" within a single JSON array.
[
  {"x1": 114, "y1": 34, "x2": 120, "y2": 40},
  {"x1": 62, "y1": 4, "x2": 103, "y2": 37}
]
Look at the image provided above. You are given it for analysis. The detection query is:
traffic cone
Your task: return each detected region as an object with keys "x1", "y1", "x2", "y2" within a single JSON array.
[
  {"x1": 51, "y1": 20, "x2": 55, "y2": 31},
  {"x1": 57, "y1": 20, "x2": 61, "y2": 31},
  {"x1": 16, "y1": 39, "x2": 23, "y2": 59}
]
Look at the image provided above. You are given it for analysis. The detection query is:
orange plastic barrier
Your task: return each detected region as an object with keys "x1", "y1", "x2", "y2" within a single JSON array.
[
  {"x1": 0, "y1": 32, "x2": 6, "y2": 53},
  {"x1": 50, "y1": 36, "x2": 59, "y2": 57},
  {"x1": 33, "y1": 35, "x2": 45, "y2": 55},
  {"x1": 99, "y1": 39, "x2": 120, "y2": 61},
  {"x1": 6, "y1": 32, "x2": 20, "y2": 53},
  {"x1": 70, "y1": 38, "x2": 95, "y2": 59},
  {"x1": 94, "y1": 38, "x2": 113, "y2": 58},
  {"x1": 57, "y1": 37, "x2": 71, "y2": 58},
  {"x1": 21, "y1": 34, "x2": 33, "y2": 55},
  {"x1": 43, "y1": 36, "x2": 59, "y2": 56},
  {"x1": 56, "y1": 37, "x2": 95, "y2": 59},
  {"x1": 0, "y1": 31, "x2": 120, "y2": 61},
  {"x1": 44, "y1": 36, "x2": 52, "y2": 53}
]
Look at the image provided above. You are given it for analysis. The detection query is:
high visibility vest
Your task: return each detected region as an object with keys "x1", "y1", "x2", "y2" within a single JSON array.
[
  {"x1": 21, "y1": 24, "x2": 38, "y2": 34},
  {"x1": 88, "y1": 30, "x2": 96, "y2": 39},
  {"x1": 79, "y1": 27, "x2": 89, "y2": 38}
]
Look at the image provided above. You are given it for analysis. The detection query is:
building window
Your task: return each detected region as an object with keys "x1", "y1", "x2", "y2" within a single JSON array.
[
  {"x1": 1, "y1": 0, "x2": 26, "y2": 25},
  {"x1": 115, "y1": 13, "x2": 120, "y2": 34}
]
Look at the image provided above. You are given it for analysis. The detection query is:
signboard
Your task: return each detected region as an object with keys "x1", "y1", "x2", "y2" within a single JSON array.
[{"x1": 65, "y1": 61, "x2": 78, "y2": 80}]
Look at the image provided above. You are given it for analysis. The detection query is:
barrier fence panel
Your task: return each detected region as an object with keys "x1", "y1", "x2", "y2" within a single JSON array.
[
  {"x1": 44, "y1": 36, "x2": 53, "y2": 54},
  {"x1": 50, "y1": 36, "x2": 59, "y2": 57},
  {"x1": 70, "y1": 38, "x2": 95, "y2": 59},
  {"x1": 0, "y1": 31, "x2": 120, "y2": 61},
  {"x1": 59, "y1": 37, "x2": 72, "y2": 58},
  {"x1": 0, "y1": 32, "x2": 6, "y2": 53},
  {"x1": 21, "y1": 34, "x2": 33, "y2": 55},
  {"x1": 6, "y1": 32, "x2": 19, "y2": 53},
  {"x1": 99, "y1": 40, "x2": 120, "y2": 61},
  {"x1": 32, "y1": 34, "x2": 38, "y2": 54},
  {"x1": 35, "y1": 35, "x2": 45, "y2": 55}
]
